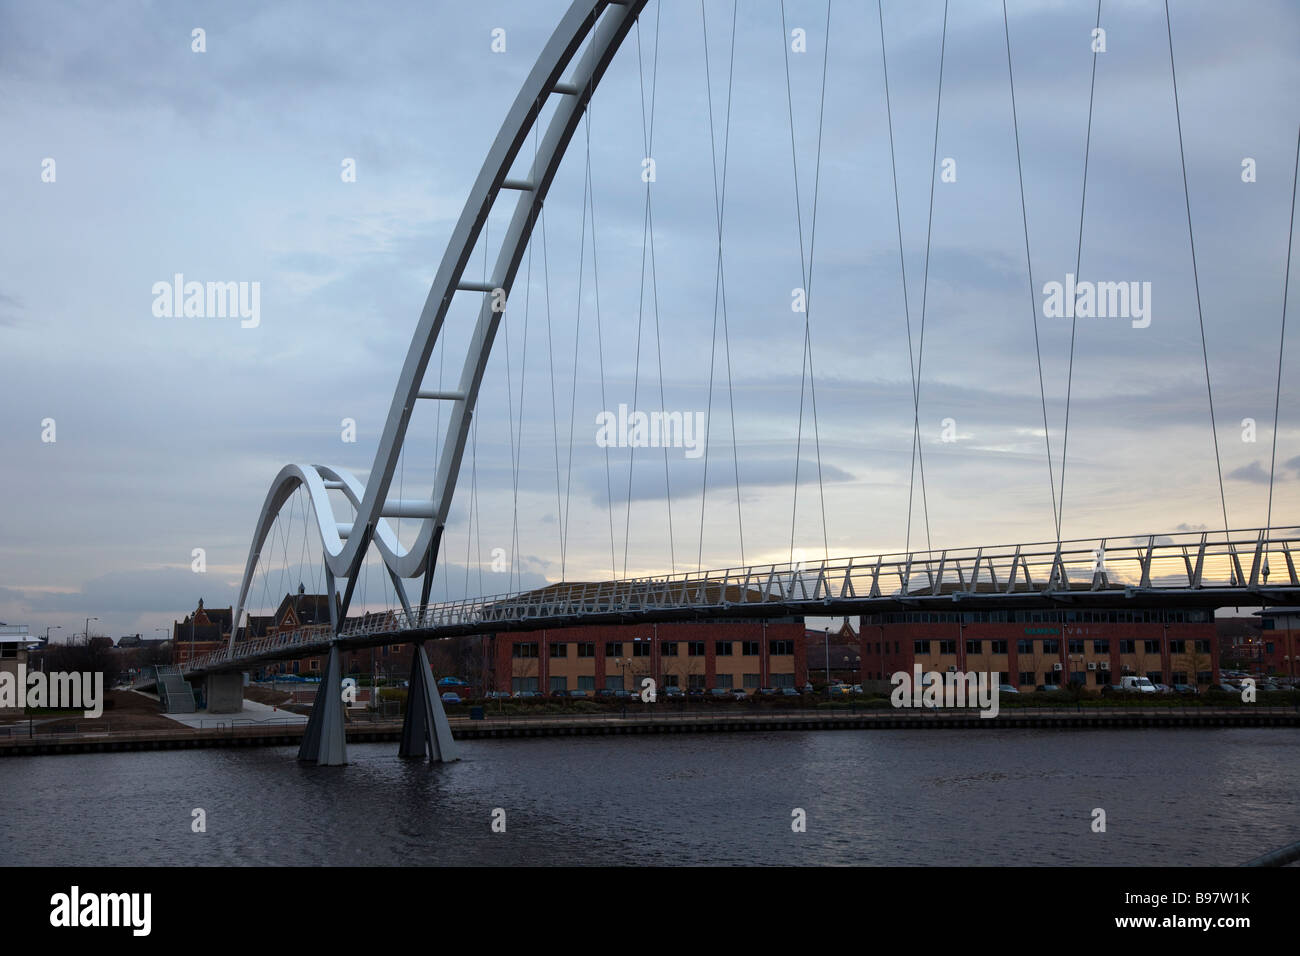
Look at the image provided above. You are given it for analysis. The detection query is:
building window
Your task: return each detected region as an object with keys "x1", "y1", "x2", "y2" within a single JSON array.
[
  {"x1": 577, "y1": 642, "x2": 595, "y2": 658},
  {"x1": 938, "y1": 640, "x2": 956, "y2": 655},
  {"x1": 1017, "y1": 639, "x2": 1033, "y2": 654},
  {"x1": 914, "y1": 640, "x2": 930, "y2": 655},
  {"x1": 1169, "y1": 640, "x2": 1185, "y2": 654},
  {"x1": 1092, "y1": 639, "x2": 1109, "y2": 654},
  {"x1": 966, "y1": 640, "x2": 982, "y2": 655},
  {"x1": 550, "y1": 676, "x2": 567, "y2": 691},
  {"x1": 512, "y1": 642, "x2": 538, "y2": 658},
  {"x1": 1018, "y1": 671, "x2": 1035, "y2": 685},
  {"x1": 770, "y1": 640, "x2": 794, "y2": 656},
  {"x1": 688, "y1": 641, "x2": 706, "y2": 657},
  {"x1": 715, "y1": 673, "x2": 733, "y2": 689},
  {"x1": 990, "y1": 640, "x2": 1008, "y2": 654},
  {"x1": 1194, "y1": 640, "x2": 1211, "y2": 654},
  {"x1": 663, "y1": 674, "x2": 679, "y2": 687},
  {"x1": 1043, "y1": 671, "x2": 1060, "y2": 685},
  {"x1": 632, "y1": 641, "x2": 652, "y2": 657},
  {"x1": 744, "y1": 673, "x2": 760, "y2": 688},
  {"x1": 1068, "y1": 639, "x2": 1084, "y2": 654},
  {"x1": 1144, "y1": 640, "x2": 1160, "y2": 654},
  {"x1": 1070, "y1": 671, "x2": 1086, "y2": 685},
  {"x1": 661, "y1": 642, "x2": 678, "y2": 656},
  {"x1": 1120, "y1": 639, "x2": 1136, "y2": 654},
  {"x1": 578, "y1": 675, "x2": 595, "y2": 691},
  {"x1": 742, "y1": 641, "x2": 760, "y2": 656},
  {"x1": 605, "y1": 642, "x2": 622, "y2": 658},
  {"x1": 549, "y1": 643, "x2": 567, "y2": 658},
  {"x1": 771, "y1": 673, "x2": 795, "y2": 688},
  {"x1": 1042, "y1": 639, "x2": 1059, "y2": 654},
  {"x1": 688, "y1": 674, "x2": 706, "y2": 689},
  {"x1": 1146, "y1": 671, "x2": 1163, "y2": 684},
  {"x1": 511, "y1": 676, "x2": 539, "y2": 693},
  {"x1": 715, "y1": 641, "x2": 733, "y2": 656},
  {"x1": 1196, "y1": 670, "x2": 1213, "y2": 684},
  {"x1": 1171, "y1": 671, "x2": 1187, "y2": 684},
  {"x1": 606, "y1": 674, "x2": 624, "y2": 691}
]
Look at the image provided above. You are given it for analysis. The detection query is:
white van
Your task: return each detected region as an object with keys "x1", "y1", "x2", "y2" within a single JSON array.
[{"x1": 1120, "y1": 675, "x2": 1157, "y2": 693}]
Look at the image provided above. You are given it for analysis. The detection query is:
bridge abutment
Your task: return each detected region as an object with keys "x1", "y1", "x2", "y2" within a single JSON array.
[{"x1": 205, "y1": 673, "x2": 244, "y2": 714}]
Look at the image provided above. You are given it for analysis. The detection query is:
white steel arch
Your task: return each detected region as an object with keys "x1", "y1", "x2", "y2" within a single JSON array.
[{"x1": 230, "y1": 0, "x2": 650, "y2": 649}]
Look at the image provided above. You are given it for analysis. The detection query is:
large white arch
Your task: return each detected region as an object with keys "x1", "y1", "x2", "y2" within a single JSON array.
[{"x1": 230, "y1": 0, "x2": 649, "y2": 649}]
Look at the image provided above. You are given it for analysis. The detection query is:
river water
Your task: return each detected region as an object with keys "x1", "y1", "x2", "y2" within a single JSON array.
[{"x1": 2, "y1": 729, "x2": 1296, "y2": 866}]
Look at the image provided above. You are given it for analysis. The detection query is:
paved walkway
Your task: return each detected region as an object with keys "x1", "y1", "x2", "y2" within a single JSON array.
[{"x1": 161, "y1": 697, "x2": 307, "y2": 729}]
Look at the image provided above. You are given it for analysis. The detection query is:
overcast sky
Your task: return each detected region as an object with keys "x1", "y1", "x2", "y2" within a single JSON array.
[{"x1": 1, "y1": 0, "x2": 1297, "y2": 641}]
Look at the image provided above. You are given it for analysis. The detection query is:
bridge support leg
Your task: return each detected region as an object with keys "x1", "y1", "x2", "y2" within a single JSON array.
[
  {"x1": 398, "y1": 642, "x2": 459, "y2": 762},
  {"x1": 298, "y1": 643, "x2": 348, "y2": 766}
]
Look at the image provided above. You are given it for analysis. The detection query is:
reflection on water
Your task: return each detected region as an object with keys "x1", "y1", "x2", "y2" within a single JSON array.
[{"x1": 2, "y1": 729, "x2": 1296, "y2": 866}]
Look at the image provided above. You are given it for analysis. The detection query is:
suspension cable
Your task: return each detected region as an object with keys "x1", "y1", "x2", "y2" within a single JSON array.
[
  {"x1": 1164, "y1": 0, "x2": 1231, "y2": 544},
  {"x1": 1055, "y1": 0, "x2": 1103, "y2": 548},
  {"x1": 1002, "y1": 0, "x2": 1060, "y2": 534},
  {"x1": 1266, "y1": 125, "x2": 1300, "y2": 532},
  {"x1": 624, "y1": 3, "x2": 667, "y2": 577},
  {"x1": 780, "y1": 0, "x2": 833, "y2": 564},
  {"x1": 697, "y1": 0, "x2": 744, "y2": 573}
]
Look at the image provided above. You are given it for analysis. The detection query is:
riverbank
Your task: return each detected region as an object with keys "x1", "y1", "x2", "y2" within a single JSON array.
[{"x1": 1, "y1": 705, "x2": 1296, "y2": 757}]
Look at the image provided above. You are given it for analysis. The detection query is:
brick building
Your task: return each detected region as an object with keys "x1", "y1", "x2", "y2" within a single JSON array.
[
  {"x1": 489, "y1": 618, "x2": 808, "y2": 694},
  {"x1": 859, "y1": 607, "x2": 1219, "y2": 691},
  {"x1": 1253, "y1": 607, "x2": 1300, "y2": 679}
]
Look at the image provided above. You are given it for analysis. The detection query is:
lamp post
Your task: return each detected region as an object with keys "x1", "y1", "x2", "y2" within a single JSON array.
[
  {"x1": 616, "y1": 657, "x2": 631, "y2": 717},
  {"x1": 824, "y1": 627, "x2": 830, "y2": 688},
  {"x1": 84, "y1": 617, "x2": 97, "y2": 644},
  {"x1": 41, "y1": 625, "x2": 60, "y2": 674}
]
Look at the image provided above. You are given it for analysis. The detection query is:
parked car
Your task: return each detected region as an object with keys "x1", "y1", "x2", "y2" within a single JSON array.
[
  {"x1": 709, "y1": 688, "x2": 730, "y2": 698},
  {"x1": 781, "y1": 687, "x2": 801, "y2": 697},
  {"x1": 612, "y1": 689, "x2": 633, "y2": 699},
  {"x1": 512, "y1": 690, "x2": 540, "y2": 699},
  {"x1": 549, "y1": 689, "x2": 568, "y2": 699},
  {"x1": 568, "y1": 689, "x2": 588, "y2": 698},
  {"x1": 1152, "y1": 683, "x2": 1172, "y2": 694},
  {"x1": 850, "y1": 684, "x2": 864, "y2": 695},
  {"x1": 663, "y1": 686, "x2": 684, "y2": 698},
  {"x1": 1172, "y1": 684, "x2": 1199, "y2": 695},
  {"x1": 1100, "y1": 684, "x2": 1127, "y2": 695},
  {"x1": 1034, "y1": 684, "x2": 1062, "y2": 692},
  {"x1": 688, "y1": 687, "x2": 707, "y2": 697},
  {"x1": 440, "y1": 692, "x2": 461, "y2": 705},
  {"x1": 731, "y1": 689, "x2": 748, "y2": 701},
  {"x1": 997, "y1": 684, "x2": 1020, "y2": 695},
  {"x1": 485, "y1": 690, "x2": 510, "y2": 699},
  {"x1": 595, "y1": 688, "x2": 614, "y2": 698},
  {"x1": 757, "y1": 687, "x2": 777, "y2": 696},
  {"x1": 1211, "y1": 683, "x2": 1240, "y2": 694}
]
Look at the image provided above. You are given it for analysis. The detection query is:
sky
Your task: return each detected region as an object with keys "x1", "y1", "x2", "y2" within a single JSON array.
[{"x1": 1, "y1": 0, "x2": 1297, "y2": 643}]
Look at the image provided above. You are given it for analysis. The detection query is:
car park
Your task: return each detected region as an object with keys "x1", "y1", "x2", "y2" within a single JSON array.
[{"x1": 440, "y1": 692, "x2": 461, "y2": 705}]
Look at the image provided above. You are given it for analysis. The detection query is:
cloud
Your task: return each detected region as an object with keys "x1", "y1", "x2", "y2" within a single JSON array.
[{"x1": 1227, "y1": 461, "x2": 1271, "y2": 484}]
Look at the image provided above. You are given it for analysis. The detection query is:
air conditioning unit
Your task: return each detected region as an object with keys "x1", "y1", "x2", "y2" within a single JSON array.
[
  {"x1": 1087, "y1": 662, "x2": 1097, "y2": 671},
  {"x1": 1099, "y1": 661, "x2": 1110, "y2": 671},
  {"x1": 1053, "y1": 662, "x2": 1063, "y2": 671},
  {"x1": 947, "y1": 665, "x2": 957, "y2": 673}
]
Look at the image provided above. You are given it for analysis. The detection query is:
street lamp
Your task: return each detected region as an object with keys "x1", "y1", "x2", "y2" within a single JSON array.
[{"x1": 84, "y1": 617, "x2": 97, "y2": 644}]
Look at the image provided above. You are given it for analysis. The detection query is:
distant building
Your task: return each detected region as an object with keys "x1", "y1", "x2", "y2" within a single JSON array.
[
  {"x1": 485, "y1": 584, "x2": 809, "y2": 694},
  {"x1": 173, "y1": 598, "x2": 234, "y2": 666},
  {"x1": 0, "y1": 624, "x2": 39, "y2": 715},
  {"x1": 805, "y1": 620, "x2": 862, "y2": 684},
  {"x1": 861, "y1": 607, "x2": 1219, "y2": 690},
  {"x1": 1252, "y1": 608, "x2": 1300, "y2": 679}
]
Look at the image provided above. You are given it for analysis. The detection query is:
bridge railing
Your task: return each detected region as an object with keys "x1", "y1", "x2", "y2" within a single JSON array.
[
  {"x1": 194, "y1": 526, "x2": 1300, "y2": 671},
  {"x1": 378, "y1": 525, "x2": 1300, "y2": 632}
]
